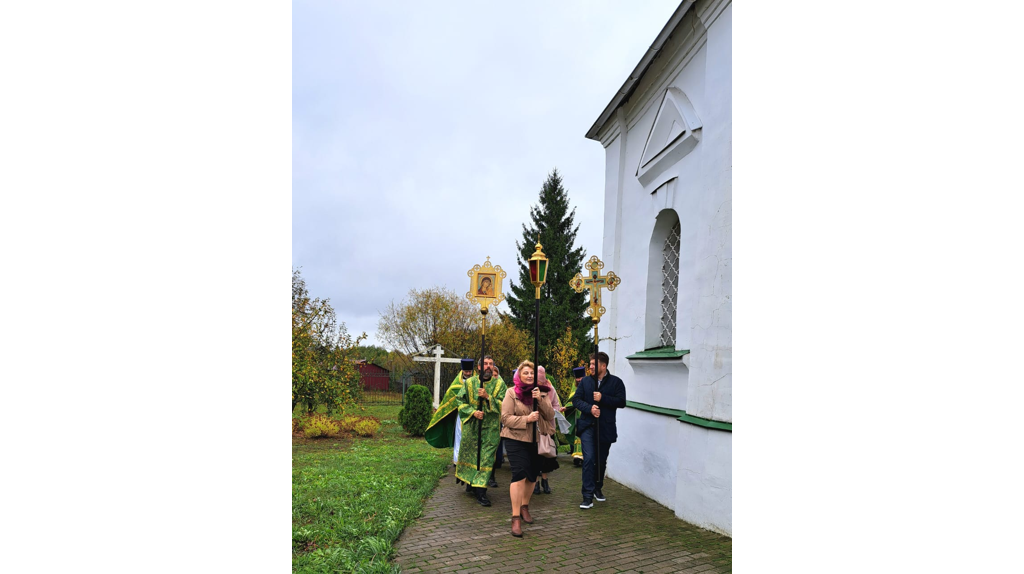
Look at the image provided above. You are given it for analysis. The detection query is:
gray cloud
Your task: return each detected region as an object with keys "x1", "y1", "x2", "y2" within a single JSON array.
[{"x1": 294, "y1": 0, "x2": 681, "y2": 346}]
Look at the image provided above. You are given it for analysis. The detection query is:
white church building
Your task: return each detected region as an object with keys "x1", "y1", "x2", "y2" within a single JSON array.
[{"x1": 587, "y1": 0, "x2": 731, "y2": 535}]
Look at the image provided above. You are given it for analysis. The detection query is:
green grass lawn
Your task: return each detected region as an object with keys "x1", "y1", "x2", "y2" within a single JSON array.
[{"x1": 292, "y1": 403, "x2": 451, "y2": 573}]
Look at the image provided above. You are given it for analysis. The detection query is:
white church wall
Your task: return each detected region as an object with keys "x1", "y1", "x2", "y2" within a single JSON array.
[
  {"x1": 608, "y1": 408, "x2": 680, "y2": 510},
  {"x1": 595, "y1": 0, "x2": 732, "y2": 536},
  {"x1": 602, "y1": 27, "x2": 708, "y2": 375},
  {"x1": 627, "y1": 360, "x2": 688, "y2": 412},
  {"x1": 675, "y1": 422, "x2": 732, "y2": 535},
  {"x1": 600, "y1": 27, "x2": 708, "y2": 414},
  {"x1": 686, "y1": 0, "x2": 732, "y2": 423}
]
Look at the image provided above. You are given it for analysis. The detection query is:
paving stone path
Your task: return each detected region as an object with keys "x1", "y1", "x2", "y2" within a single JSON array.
[{"x1": 395, "y1": 454, "x2": 731, "y2": 573}]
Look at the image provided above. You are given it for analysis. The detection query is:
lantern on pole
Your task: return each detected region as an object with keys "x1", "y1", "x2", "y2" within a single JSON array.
[
  {"x1": 527, "y1": 239, "x2": 548, "y2": 443},
  {"x1": 528, "y1": 240, "x2": 549, "y2": 299}
]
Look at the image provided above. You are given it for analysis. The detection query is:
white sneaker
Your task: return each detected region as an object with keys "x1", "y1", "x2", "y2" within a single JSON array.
[{"x1": 579, "y1": 499, "x2": 594, "y2": 509}]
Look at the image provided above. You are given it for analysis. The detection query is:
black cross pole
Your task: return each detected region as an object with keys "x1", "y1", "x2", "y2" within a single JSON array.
[{"x1": 593, "y1": 320, "x2": 600, "y2": 490}]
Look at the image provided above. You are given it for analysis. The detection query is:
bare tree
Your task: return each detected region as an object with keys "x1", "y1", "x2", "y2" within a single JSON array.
[{"x1": 377, "y1": 286, "x2": 480, "y2": 358}]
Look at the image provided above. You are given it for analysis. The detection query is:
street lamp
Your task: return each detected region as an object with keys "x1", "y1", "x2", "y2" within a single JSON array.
[{"x1": 528, "y1": 239, "x2": 548, "y2": 443}]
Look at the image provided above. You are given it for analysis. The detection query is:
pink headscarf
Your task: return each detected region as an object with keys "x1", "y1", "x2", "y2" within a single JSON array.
[
  {"x1": 537, "y1": 366, "x2": 562, "y2": 410},
  {"x1": 513, "y1": 365, "x2": 551, "y2": 408}
]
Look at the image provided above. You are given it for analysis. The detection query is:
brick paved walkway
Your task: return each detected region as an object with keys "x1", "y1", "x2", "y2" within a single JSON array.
[{"x1": 395, "y1": 454, "x2": 731, "y2": 573}]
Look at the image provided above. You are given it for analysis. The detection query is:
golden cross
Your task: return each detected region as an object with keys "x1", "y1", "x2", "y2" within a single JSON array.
[{"x1": 570, "y1": 255, "x2": 621, "y2": 324}]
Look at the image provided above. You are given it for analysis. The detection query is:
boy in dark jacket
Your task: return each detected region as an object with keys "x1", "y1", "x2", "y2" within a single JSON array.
[{"x1": 570, "y1": 351, "x2": 626, "y2": 508}]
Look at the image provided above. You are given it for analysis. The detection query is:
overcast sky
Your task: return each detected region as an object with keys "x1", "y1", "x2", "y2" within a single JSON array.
[{"x1": 293, "y1": 0, "x2": 681, "y2": 348}]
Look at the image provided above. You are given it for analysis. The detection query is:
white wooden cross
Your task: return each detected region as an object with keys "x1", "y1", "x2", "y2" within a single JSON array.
[{"x1": 412, "y1": 345, "x2": 463, "y2": 407}]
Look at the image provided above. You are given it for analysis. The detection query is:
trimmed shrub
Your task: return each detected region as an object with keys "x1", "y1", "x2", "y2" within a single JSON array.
[
  {"x1": 336, "y1": 415, "x2": 381, "y2": 437},
  {"x1": 398, "y1": 384, "x2": 432, "y2": 436},
  {"x1": 353, "y1": 418, "x2": 381, "y2": 437},
  {"x1": 301, "y1": 414, "x2": 341, "y2": 439},
  {"x1": 337, "y1": 415, "x2": 361, "y2": 433}
]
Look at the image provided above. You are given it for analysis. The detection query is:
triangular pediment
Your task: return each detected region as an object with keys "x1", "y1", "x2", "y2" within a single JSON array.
[{"x1": 636, "y1": 88, "x2": 702, "y2": 187}]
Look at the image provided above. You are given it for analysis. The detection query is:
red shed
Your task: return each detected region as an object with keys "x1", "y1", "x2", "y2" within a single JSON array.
[{"x1": 355, "y1": 360, "x2": 390, "y2": 391}]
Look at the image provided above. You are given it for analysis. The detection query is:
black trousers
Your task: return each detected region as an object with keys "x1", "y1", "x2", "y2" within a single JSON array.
[{"x1": 580, "y1": 426, "x2": 612, "y2": 498}]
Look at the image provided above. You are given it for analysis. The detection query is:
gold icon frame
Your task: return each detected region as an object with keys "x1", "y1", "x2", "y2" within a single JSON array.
[{"x1": 467, "y1": 256, "x2": 506, "y2": 313}]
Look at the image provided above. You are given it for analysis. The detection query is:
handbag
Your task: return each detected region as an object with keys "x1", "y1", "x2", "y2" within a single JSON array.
[{"x1": 537, "y1": 431, "x2": 557, "y2": 458}]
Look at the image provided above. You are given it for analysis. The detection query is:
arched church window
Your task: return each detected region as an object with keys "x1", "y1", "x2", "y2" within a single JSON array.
[
  {"x1": 660, "y1": 220, "x2": 681, "y2": 347},
  {"x1": 644, "y1": 208, "x2": 682, "y2": 350}
]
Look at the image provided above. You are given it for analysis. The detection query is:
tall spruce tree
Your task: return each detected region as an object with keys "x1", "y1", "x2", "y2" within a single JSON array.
[{"x1": 506, "y1": 169, "x2": 592, "y2": 369}]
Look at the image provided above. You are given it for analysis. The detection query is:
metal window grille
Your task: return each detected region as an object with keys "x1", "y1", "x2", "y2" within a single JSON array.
[{"x1": 660, "y1": 220, "x2": 681, "y2": 347}]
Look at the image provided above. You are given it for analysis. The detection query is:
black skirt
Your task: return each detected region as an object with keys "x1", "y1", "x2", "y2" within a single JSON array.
[
  {"x1": 538, "y1": 449, "x2": 560, "y2": 473},
  {"x1": 503, "y1": 437, "x2": 541, "y2": 483}
]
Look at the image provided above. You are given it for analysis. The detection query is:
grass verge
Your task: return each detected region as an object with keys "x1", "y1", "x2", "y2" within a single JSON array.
[{"x1": 292, "y1": 403, "x2": 450, "y2": 573}]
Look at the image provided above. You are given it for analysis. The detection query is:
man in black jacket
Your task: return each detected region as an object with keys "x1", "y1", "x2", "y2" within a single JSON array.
[{"x1": 570, "y1": 351, "x2": 626, "y2": 509}]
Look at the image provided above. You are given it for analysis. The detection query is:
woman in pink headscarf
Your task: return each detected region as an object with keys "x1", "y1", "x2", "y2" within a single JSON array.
[
  {"x1": 533, "y1": 366, "x2": 564, "y2": 495},
  {"x1": 499, "y1": 361, "x2": 554, "y2": 537}
]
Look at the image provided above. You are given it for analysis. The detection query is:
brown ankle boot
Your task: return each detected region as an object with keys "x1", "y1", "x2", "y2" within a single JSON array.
[
  {"x1": 520, "y1": 504, "x2": 533, "y2": 524},
  {"x1": 511, "y1": 516, "x2": 523, "y2": 537}
]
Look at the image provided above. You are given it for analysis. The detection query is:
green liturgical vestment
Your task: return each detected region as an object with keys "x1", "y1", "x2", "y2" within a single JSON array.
[
  {"x1": 424, "y1": 373, "x2": 467, "y2": 448},
  {"x1": 566, "y1": 382, "x2": 583, "y2": 460},
  {"x1": 454, "y1": 374, "x2": 506, "y2": 488}
]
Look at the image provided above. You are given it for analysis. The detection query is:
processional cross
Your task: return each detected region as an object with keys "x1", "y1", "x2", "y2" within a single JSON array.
[
  {"x1": 570, "y1": 255, "x2": 621, "y2": 494},
  {"x1": 571, "y1": 255, "x2": 621, "y2": 333}
]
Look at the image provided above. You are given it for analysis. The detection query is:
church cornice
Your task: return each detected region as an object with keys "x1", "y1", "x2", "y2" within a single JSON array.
[
  {"x1": 598, "y1": 117, "x2": 621, "y2": 148},
  {"x1": 696, "y1": 0, "x2": 730, "y2": 30},
  {"x1": 588, "y1": 0, "x2": 732, "y2": 144},
  {"x1": 585, "y1": 1, "x2": 697, "y2": 141},
  {"x1": 622, "y1": 17, "x2": 706, "y2": 138}
]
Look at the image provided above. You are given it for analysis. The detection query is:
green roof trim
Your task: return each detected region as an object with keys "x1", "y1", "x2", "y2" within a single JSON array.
[
  {"x1": 625, "y1": 400, "x2": 685, "y2": 418},
  {"x1": 626, "y1": 400, "x2": 732, "y2": 432},
  {"x1": 625, "y1": 346, "x2": 690, "y2": 360},
  {"x1": 677, "y1": 412, "x2": 733, "y2": 432}
]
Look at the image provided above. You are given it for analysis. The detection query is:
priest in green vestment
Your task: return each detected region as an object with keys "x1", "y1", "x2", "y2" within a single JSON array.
[
  {"x1": 424, "y1": 358, "x2": 476, "y2": 457},
  {"x1": 568, "y1": 366, "x2": 586, "y2": 465},
  {"x1": 454, "y1": 356, "x2": 506, "y2": 507}
]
